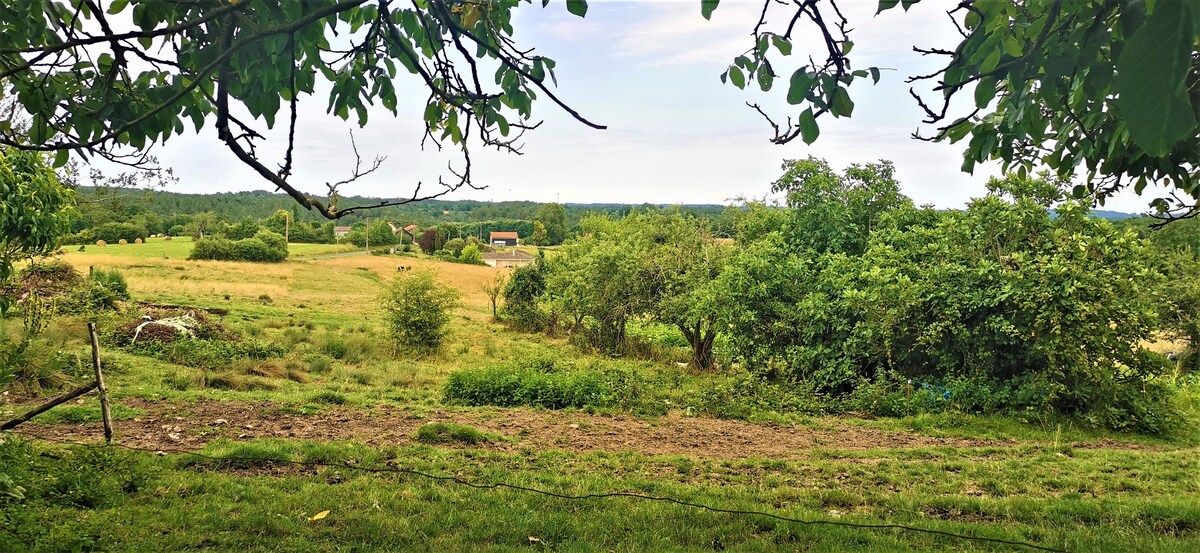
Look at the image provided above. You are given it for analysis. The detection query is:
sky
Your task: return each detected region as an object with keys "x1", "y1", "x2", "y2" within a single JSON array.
[{"x1": 120, "y1": 0, "x2": 1165, "y2": 212}]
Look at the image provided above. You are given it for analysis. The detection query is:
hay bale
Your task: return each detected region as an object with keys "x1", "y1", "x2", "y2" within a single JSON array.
[
  {"x1": 96, "y1": 240, "x2": 107, "y2": 247},
  {"x1": 134, "y1": 238, "x2": 144, "y2": 244},
  {"x1": 163, "y1": 235, "x2": 172, "y2": 241},
  {"x1": 118, "y1": 239, "x2": 128, "y2": 245}
]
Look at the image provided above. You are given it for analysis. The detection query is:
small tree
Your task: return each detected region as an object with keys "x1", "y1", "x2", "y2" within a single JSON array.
[
  {"x1": 481, "y1": 272, "x2": 507, "y2": 322},
  {"x1": 459, "y1": 243, "x2": 483, "y2": 265},
  {"x1": 418, "y1": 229, "x2": 439, "y2": 254},
  {"x1": 443, "y1": 237, "x2": 466, "y2": 257},
  {"x1": 382, "y1": 270, "x2": 459, "y2": 356}
]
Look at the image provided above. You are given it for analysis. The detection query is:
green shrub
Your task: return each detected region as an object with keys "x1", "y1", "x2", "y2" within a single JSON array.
[
  {"x1": 90, "y1": 222, "x2": 148, "y2": 243},
  {"x1": 189, "y1": 233, "x2": 286, "y2": 263},
  {"x1": 188, "y1": 237, "x2": 236, "y2": 261},
  {"x1": 382, "y1": 270, "x2": 459, "y2": 355},
  {"x1": 442, "y1": 237, "x2": 466, "y2": 257},
  {"x1": 90, "y1": 269, "x2": 129, "y2": 300},
  {"x1": 458, "y1": 243, "x2": 483, "y2": 265},
  {"x1": 414, "y1": 422, "x2": 495, "y2": 445},
  {"x1": 444, "y1": 360, "x2": 631, "y2": 410}
]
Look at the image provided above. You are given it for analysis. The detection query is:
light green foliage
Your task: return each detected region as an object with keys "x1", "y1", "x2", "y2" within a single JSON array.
[
  {"x1": 527, "y1": 220, "x2": 549, "y2": 246},
  {"x1": 0, "y1": 147, "x2": 74, "y2": 314},
  {"x1": 382, "y1": 269, "x2": 459, "y2": 356},
  {"x1": 769, "y1": 157, "x2": 910, "y2": 256},
  {"x1": 458, "y1": 243, "x2": 483, "y2": 265}
]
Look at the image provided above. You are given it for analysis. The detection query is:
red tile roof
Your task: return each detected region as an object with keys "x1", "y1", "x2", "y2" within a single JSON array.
[{"x1": 490, "y1": 231, "x2": 519, "y2": 240}]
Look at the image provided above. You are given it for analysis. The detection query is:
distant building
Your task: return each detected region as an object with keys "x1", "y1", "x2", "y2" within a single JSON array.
[
  {"x1": 490, "y1": 231, "x2": 519, "y2": 247},
  {"x1": 402, "y1": 224, "x2": 417, "y2": 238},
  {"x1": 482, "y1": 249, "x2": 534, "y2": 268},
  {"x1": 334, "y1": 226, "x2": 352, "y2": 238}
]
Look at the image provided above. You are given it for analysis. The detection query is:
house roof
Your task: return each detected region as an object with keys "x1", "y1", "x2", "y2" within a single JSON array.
[
  {"x1": 403, "y1": 224, "x2": 417, "y2": 232},
  {"x1": 482, "y1": 250, "x2": 534, "y2": 261},
  {"x1": 333, "y1": 226, "x2": 352, "y2": 231},
  {"x1": 490, "y1": 231, "x2": 519, "y2": 240}
]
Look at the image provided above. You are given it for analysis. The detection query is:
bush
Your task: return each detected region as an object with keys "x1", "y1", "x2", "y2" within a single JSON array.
[
  {"x1": 442, "y1": 237, "x2": 466, "y2": 257},
  {"x1": 502, "y1": 262, "x2": 546, "y2": 332},
  {"x1": 458, "y1": 243, "x2": 484, "y2": 265},
  {"x1": 188, "y1": 237, "x2": 236, "y2": 261},
  {"x1": 91, "y1": 222, "x2": 148, "y2": 243},
  {"x1": 125, "y1": 338, "x2": 284, "y2": 370},
  {"x1": 382, "y1": 270, "x2": 459, "y2": 355},
  {"x1": 189, "y1": 233, "x2": 286, "y2": 262},
  {"x1": 90, "y1": 269, "x2": 129, "y2": 300}
]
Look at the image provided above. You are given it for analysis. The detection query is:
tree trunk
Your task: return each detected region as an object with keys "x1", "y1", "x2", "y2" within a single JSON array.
[{"x1": 679, "y1": 320, "x2": 716, "y2": 370}]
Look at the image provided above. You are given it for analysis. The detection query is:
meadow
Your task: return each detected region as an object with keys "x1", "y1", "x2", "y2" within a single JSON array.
[{"x1": 2, "y1": 237, "x2": 1199, "y2": 552}]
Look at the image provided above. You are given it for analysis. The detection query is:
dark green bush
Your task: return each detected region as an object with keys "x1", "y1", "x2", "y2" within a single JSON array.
[
  {"x1": 189, "y1": 232, "x2": 286, "y2": 263},
  {"x1": 90, "y1": 222, "x2": 148, "y2": 243}
]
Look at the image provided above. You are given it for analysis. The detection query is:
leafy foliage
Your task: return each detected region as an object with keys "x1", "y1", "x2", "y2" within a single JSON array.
[
  {"x1": 0, "y1": 147, "x2": 74, "y2": 313},
  {"x1": 189, "y1": 231, "x2": 288, "y2": 262},
  {"x1": 381, "y1": 269, "x2": 459, "y2": 355}
]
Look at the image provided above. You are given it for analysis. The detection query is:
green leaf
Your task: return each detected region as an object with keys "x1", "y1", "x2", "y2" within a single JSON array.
[
  {"x1": 52, "y1": 149, "x2": 69, "y2": 168},
  {"x1": 877, "y1": 0, "x2": 900, "y2": 14},
  {"x1": 1115, "y1": 0, "x2": 1196, "y2": 156},
  {"x1": 566, "y1": 0, "x2": 588, "y2": 18},
  {"x1": 786, "y1": 69, "x2": 813, "y2": 105},
  {"x1": 831, "y1": 87, "x2": 854, "y2": 117},
  {"x1": 701, "y1": 0, "x2": 719, "y2": 20},
  {"x1": 729, "y1": 66, "x2": 745, "y2": 89},
  {"x1": 757, "y1": 61, "x2": 773, "y2": 92},
  {"x1": 974, "y1": 76, "x2": 997, "y2": 109},
  {"x1": 107, "y1": 0, "x2": 129, "y2": 14},
  {"x1": 798, "y1": 109, "x2": 819, "y2": 144},
  {"x1": 869, "y1": 67, "x2": 880, "y2": 84},
  {"x1": 1002, "y1": 36, "x2": 1023, "y2": 58},
  {"x1": 771, "y1": 35, "x2": 791, "y2": 56}
]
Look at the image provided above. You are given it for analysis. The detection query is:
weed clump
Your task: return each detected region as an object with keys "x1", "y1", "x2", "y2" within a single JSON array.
[{"x1": 414, "y1": 422, "x2": 496, "y2": 445}]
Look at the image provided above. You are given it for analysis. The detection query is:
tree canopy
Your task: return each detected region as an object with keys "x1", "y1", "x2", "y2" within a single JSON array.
[{"x1": 1, "y1": 1, "x2": 1197, "y2": 217}]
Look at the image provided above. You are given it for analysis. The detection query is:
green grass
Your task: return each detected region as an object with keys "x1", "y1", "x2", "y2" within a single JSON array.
[
  {"x1": 413, "y1": 422, "x2": 498, "y2": 445},
  {"x1": 5, "y1": 238, "x2": 1199, "y2": 551},
  {"x1": 2, "y1": 437, "x2": 1197, "y2": 551},
  {"x1": 73, "y1": 236, "x2": 355, "y2": 259}
]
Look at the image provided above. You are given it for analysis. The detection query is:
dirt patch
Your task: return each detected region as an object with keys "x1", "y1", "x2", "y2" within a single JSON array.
[{"x1": 3, "y1": 398, "x2": 1111, "y2": 460}]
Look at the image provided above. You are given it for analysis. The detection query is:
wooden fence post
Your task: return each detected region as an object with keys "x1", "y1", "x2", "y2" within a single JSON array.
[{"x1": 88, "y1": 323, "x2": 113, "y2": 443}]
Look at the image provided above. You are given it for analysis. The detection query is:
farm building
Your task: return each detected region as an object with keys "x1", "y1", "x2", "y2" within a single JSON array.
[
  {"x1": 490, "y1": 231, "x2": 519, "y2": 247},
  {"x1": 333, "y1": 226, "x2": 352, "y2": 238},
  {"x1": 482, "y1": 250, "x2": 534, "y2": 268}
]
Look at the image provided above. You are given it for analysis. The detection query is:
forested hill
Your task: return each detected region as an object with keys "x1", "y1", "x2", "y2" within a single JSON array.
[{"x1": 74, "y1": 187, "x2": 728, "y2": 226}]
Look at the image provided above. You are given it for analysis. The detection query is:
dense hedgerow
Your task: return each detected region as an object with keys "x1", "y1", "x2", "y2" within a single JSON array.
[{"x1": 188, "y1": 230, "x2": 287, "y2": 262}]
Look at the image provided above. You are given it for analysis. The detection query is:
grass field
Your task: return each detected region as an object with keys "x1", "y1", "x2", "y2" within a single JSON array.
[{"x1": 2, "y1": 237, "x2": 1199, "y2": 551}]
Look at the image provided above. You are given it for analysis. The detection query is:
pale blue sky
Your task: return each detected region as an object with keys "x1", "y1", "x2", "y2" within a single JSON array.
[{"x1": 136, "y1": 1, "x2": 1165, "y2": 212}]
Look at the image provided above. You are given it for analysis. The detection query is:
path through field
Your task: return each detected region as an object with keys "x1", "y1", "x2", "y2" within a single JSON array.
[{"x1": 17, "y1": 398, "x2": 1158, "y2": 459}]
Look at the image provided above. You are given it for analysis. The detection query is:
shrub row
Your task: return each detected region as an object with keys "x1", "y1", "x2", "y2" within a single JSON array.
[{"x1": 188, "y1": 230, "x2": 288, "y2": 262}]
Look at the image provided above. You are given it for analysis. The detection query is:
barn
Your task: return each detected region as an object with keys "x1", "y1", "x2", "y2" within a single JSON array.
[{"x1": 490, "y1": 231, "x2": 519, "y2": 247}]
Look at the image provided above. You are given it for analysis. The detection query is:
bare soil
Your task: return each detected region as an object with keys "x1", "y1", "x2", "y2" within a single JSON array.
[{"x1": 5, "y1": 397, "x2": 1142, "y2": 460}]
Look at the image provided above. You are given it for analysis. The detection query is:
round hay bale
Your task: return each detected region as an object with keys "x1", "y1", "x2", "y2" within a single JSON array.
[
  {"x1": 118, "y1": 239, "x2": 128, "y2": 245},
  {"x1": 134, "y1": 238, "x2": 143, "y2": 244},
  {"x1": 96, "y1": 240, "x2": 107, "y2": 247},
  {"x1": 163, "y1": 235, "x2": 172, "y2": 241}
]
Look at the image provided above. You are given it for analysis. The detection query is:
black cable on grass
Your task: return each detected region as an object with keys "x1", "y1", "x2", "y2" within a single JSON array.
[{"x1": 5, "y1": 431, "x2": 1066, "y2": 552}]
